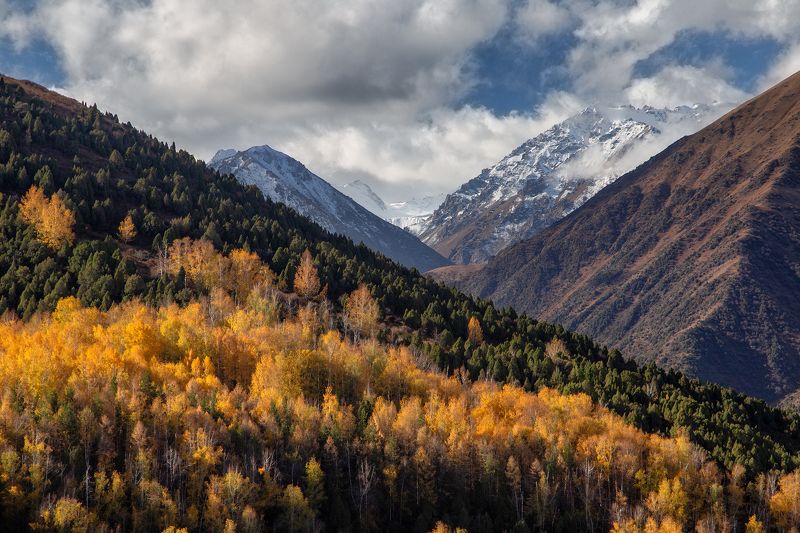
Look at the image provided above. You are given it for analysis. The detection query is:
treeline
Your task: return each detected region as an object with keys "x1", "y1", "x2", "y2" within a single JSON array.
[
  {"x1": 1, "y1": 75, "x2": 800, "y2": 487},
  {"x1": 0, "y1": 287, "x2": 799, "y2": 532}
]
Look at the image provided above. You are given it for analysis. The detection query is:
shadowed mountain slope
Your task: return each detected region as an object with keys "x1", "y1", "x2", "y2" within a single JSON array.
[{"x1": 460, "y1": 72, "x2": 800, "y2": 403}]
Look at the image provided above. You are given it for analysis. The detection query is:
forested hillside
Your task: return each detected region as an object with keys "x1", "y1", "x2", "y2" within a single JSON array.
[
  {"x1": 0, "y1": 283, "x2": 798, "y2": 531},
  {"x1": 2, "y1": 74, "x2": 800, "y2": 530}
]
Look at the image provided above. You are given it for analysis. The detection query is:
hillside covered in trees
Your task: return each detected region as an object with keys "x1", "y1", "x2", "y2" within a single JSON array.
[
  {"x1": 0, "y1": 284, "x2": 799, "y2": 532},
  {"x1": 2, "y1": 75, "x2": 800, "y2": 530}
]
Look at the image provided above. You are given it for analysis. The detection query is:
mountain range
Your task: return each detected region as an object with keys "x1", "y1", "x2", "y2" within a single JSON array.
[
  {"x1": 445, "y1": 72, "x2": 800, "y2": 403},
  {"x1": 339, "y1": 179, "x2": 445, "y2": 235},
  {"x1": 4, "y1": 70, "x2": 800, "y2": 532},
  {"x1": 208, "y1": 145, "x2": 449, "y2": 272},
  {"x1": 420, "y1": 104, "x2": 724, "y2": 264}
]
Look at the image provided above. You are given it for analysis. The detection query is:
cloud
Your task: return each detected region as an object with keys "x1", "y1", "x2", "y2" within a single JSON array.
[
  {"x1": 507, "y1": 0, "x2": 800, "y2": 110},
  {"x1": 1, "y1": 0, "x2": 547, "y2": 198},
  {"x1": 516, "y1": 0, "x2": 573, "y2": 41},
  {"x1": 560, "y1": 0, "x2": 800, "y2": 100},
  {"x1": 0, "y1": 1, "x2": 508, "y2": 139},
  {"x1": 1, "y1": 0, "x2": 798, "y2": 201},
  {"x1": 282, "y1": 92, "x2": 582, "y2": 197},
  {"x1": 758, "y1": 41, "x2": 800, "y2": 91},
  {"x1": 626, "y1": 65, "x2": 747, "y2": 108}
]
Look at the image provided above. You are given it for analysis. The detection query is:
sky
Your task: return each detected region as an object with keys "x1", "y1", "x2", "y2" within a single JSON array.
[{"x1": 1, "y1": 0, "x2": 800, "y2": 201}]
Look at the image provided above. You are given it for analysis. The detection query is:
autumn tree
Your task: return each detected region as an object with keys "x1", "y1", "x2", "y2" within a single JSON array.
[
  {"x1": 467, "y1": 316, "x2": 483, "y2": 345},
  {"x1": 19, "y1": 184, "x2": 47, "y2": 223},
  {"x1": 4, "y1": 292, "x2": 800, "y2": 531},
  {"x1": 344, "y1": 284, "x2": 379, "y2": 341},
  {"x1": 20, "y1": 185, "x2": 76, "y2": 249},
  {"x1": 118, "y1": 214, "x2": 137, "y2": 243},
  {"x1": 294, "y1": 249, "x2": 321, "y2": 299},
  {"x1": 304, "y1": 458, "x2": 326, "y2": 519},
  {"x1": 430, "y1": 523, "x2": 468, "y2": 533},
  {"x1": 168, "y1": 237, "x2": 223, "y2": 290},
  {"x1": 227, "y1": 248, "x2": 272, "y2": 305},
  {"x1": 745, "y1": 515, "x2": 766, "y2": 533},
  {"x1": 771, "y1": 470, "x2": 800, "y2": 530},
  {"x1": 280, "y1": 485, "x2": 314, "y2": 533},
  {"x1": 204, "y1": 471, "x2": 257, "y2": 532}
]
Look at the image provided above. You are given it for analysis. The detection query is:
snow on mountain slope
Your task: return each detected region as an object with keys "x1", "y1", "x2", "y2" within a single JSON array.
[
  {"x1": 340, "y1": 180, "x2": 387, "y2": 216},
  {"x1": 420, "y1": 104, "x2": 727, "y2": 264},
  {"x1": 209, "y1": 145, "x2": 450, "y2": 272},
  {"x1": 339, "y1": 180, "x2": 446, "y2": 236}
]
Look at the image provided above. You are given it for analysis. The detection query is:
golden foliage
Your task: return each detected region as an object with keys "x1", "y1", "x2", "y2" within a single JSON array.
[
  {"x1": 167, "y1": 238, "x2": 273, "y2": 303},
  {"x1": 19, "y1": 185, "x2": 75, "y2": 249},
  {"x1": 294, "y1": 249, "x2": 321, "y2": 299},
  {"x1": 168, "y1": 237, "x2": 222, "y2": 289},
  {"x1": 344, "y1": 284, "x2": 379, "y2": 340},
  {"x1": 770, "y1": 470, "x2": 800, "y2": 530},
  {"x1": 118, "y1": 214, "x2": 137, "y2": 243},
  {"x1": 1, "y1": 294, "x2": 799, "y2": 530},
  {"x1": 430, "y1": 522, "x2": 467, "y2": 533},
  {"x1": 745, "y1": 515, "x2": 766, "y2": 533},
  {"x1": 467, "y1": 316, "x2": 483, "y2": 345}
]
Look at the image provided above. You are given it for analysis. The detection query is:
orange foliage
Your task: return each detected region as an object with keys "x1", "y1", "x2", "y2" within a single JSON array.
[
  {"x1": 771, "y1": 470, "x2": 800, "y2": 530},
  {"x1": 118, "y1": 214, "x2": 137, "y2": 243},
  {"x1": 467, "y1": 316, "x2": 483, "y2": 344},
  {"x1": 0, "y1": 294, "x2": 797, "y2": 531},
  {"x1": 19, "y1": 185, "x2": 75, "y2": 249},
  {"x1": 167, "y1": 238, "x2": 273, "y2": 303},
  {"x1": 294, "y1": 249, "x2": 321, "y2": 299},
  {"x1": 344, "y1": 284, "x2": 379, "y2": 340}
]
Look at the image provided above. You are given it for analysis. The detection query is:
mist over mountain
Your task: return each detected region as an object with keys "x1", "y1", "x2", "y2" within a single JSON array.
[
  {"x1": 339, "y1": 179, "x2": 446, "y2": 235},
  {"x1": 421, "y1": 104, "x2": 726, "y2": 264}
]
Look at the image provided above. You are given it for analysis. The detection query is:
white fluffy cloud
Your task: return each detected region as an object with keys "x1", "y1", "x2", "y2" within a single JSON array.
[
  {"x1": 282, "y1": 92, "x2": 582, "y2": 196},
  {"x1": 561, "y1": 0, "x2": 800, "y2": 100},
  {"x1": 1, "y1": 0, "x2": 799, "y2": 199},
  {"x1": 1, "y1": 0, "x2": 533, "y2": 197},
  {"x1": 516, "y1": 0, "x2": 573, "y2": 41},
  {"x1": 626, "y1": 65, "x2": 747, "y2": 108},
  {"x1": 758, "y1": 41, "x2": 800, "y2": 90}
]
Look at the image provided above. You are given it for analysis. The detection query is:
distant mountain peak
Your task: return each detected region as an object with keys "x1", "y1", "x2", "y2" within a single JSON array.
[
  {"x1": 210, "y1": 148, "x2": 237, "y2": 165},
  {"x1": 341, "y1": 180, "x2": 386, "y2": 212},
  {"x1": 421, "y1": 103, "x2": 726, "y2": 264},
  {"x1": 337, "y1": 181, "x2": 447, "y2": 237},
  {"x1": 209, "y1": 146, "x2": 449, "y2": 272}
]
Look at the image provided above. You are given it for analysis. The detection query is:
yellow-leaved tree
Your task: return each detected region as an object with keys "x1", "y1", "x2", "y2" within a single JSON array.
[
  {"x1": 118, "y1": 214, "x2": 137, "y2": 243},
  {"x1": 294, "y1": 249, "x2": 321, "y2": 299},
  {"x1": 168, "y1": 237, "x2": 223, "y2": 290},
  {"x1": 344, "y1": 284, "x2": 379, "y2": 342},
  {"x1": 20, "y1": 185, "x2": 75, "y2": 249},
  {"x1": 467, "y1": 316, "x2": 483, "y2": 345},
  {"x1": 770, "y1": 470, "x2": 800, "y2": 530},
  {"x1": 227, "y1": 248, "x2": 272, "y2": 304}
]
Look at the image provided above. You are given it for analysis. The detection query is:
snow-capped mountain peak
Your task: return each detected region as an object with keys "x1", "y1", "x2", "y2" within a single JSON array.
[
  {"x1": 209, "y1": 148, "x2": 237, "y2": 165},
  {"x1": 337, "y1": 182, "x2": 447, "y2": 237},
  {"x1": 341, "y1": 180, "x2": 386, "y2": 214},
  {"x1": 208, "y1": 146, "x2": 449, "y2": 272},
  {"x1": 420, "y1": 103, "x2": 727, "y2": 264}
]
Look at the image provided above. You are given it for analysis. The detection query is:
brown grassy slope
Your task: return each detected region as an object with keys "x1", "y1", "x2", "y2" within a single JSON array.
[{"x1": 460, "y1": 71, "x2": 800, "y2": 403}]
